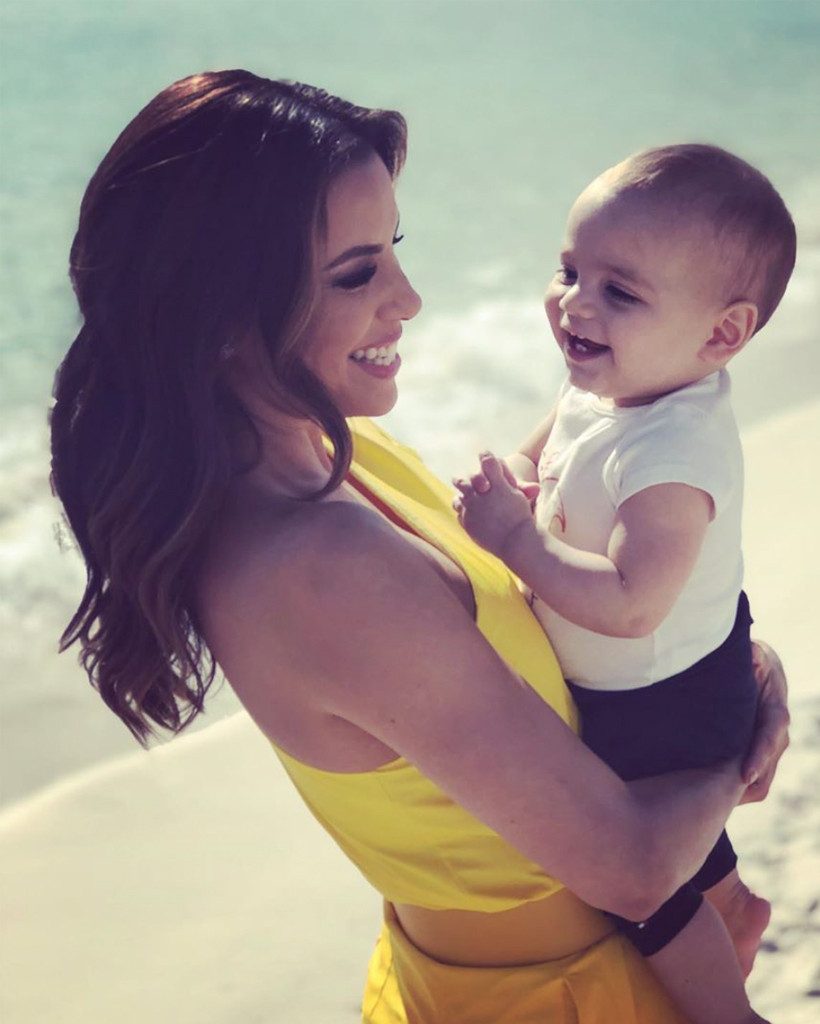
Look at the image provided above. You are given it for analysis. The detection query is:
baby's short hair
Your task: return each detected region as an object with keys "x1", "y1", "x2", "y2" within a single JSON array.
[{"x1": 612, "y1": 144, "x2": 796, "y2": 332}]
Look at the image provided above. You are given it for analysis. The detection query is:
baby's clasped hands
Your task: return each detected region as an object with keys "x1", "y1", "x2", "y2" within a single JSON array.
[{"x1": 453, "y1": 452, "x2": 540, "y2": 559}]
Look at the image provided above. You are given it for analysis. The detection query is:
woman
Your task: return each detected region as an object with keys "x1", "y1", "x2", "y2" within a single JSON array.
[{"x1": 51, "y1": 71, "x2": 788, "y2": 1023}]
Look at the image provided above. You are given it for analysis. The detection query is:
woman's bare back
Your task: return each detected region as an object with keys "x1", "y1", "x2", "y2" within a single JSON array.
[{"x1": 197, "y1": 476, "x2": 475, "y2": 773}]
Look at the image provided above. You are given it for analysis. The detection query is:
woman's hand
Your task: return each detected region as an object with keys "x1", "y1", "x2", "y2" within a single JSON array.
[{"x1": 740, "y1": 640, "x2": 790, "y2": 804}]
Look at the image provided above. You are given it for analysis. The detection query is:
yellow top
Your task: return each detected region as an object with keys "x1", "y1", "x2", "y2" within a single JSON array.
[{"x1": 271, "y1": 417, "x2": 578, "y2": 912}]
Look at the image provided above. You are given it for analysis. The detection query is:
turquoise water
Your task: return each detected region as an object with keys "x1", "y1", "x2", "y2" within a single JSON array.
[
  {"x1": 1, "y1": 0, "x2": 819, "y2": 799},
  {"x1": 3, "y1": 0, "x2": 819, "y2": 414}
]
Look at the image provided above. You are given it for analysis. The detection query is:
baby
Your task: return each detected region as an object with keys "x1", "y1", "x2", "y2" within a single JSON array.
[{"x1": 454, "y1": 144, "x2": 795, "y2": 1024}]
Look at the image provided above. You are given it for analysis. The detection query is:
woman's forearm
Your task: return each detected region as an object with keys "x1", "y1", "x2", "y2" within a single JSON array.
[
  {"x1": 617, "y1": 761, "x2": 746, "y2": 919},
  {"x1": 537, "y1": 730, "x2": 747, "y2": 920}
]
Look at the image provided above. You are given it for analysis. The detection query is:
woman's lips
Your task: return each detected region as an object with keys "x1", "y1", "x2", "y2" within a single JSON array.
[
  {"x1": 350, "y1": 340, "x2": 401, "y2": 378},
  {"x1": 353, "y1": 353, "x2": 401, "y2": 379}
]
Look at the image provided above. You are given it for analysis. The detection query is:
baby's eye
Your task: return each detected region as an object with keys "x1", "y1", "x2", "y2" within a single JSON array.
[
  {"x1": 606, "y1": 284, "x2": 641, "y2": 305},
  {"x1": 556, "y1": 265, "x2": 577, "y2": 285},
  {"x1": 392, "y1": 232, "x2": 405, "y2": 245},
  {"x1": 333, "y1": 264, "x2": 378, "y2": 291}
]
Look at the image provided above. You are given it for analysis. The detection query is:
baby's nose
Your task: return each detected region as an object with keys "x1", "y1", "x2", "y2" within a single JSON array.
[{"x1": 559, "y1": 283, "x2": 595, "y2": 318}]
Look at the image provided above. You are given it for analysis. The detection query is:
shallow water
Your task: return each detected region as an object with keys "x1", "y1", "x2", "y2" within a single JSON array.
[{"x1": 1, "y1": 0, "x2": 819, "y2": 802}]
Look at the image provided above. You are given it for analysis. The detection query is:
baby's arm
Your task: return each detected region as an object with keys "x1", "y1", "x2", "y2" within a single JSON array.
[
  {"x1": 647, "y1": 899, "x2": 765, "y2": 1024},
  {"x1": 454, "y1": 452, "x2": 711, "y2": 638},
  {"x1": 505, "y1": 408, "x2": 557, "y2": 485}
]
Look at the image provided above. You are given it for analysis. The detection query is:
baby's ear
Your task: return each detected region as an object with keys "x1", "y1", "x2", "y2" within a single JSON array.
[{"x1": 703, "y1": 301, "x2": 758, "y2": 364}]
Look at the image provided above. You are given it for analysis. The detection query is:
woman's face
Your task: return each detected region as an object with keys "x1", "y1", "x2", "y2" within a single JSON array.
[{"x1": 300, "y1": 154, "x2": 422, "y2": 417}]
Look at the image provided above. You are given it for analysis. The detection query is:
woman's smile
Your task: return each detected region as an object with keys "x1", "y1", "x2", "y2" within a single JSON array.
[
  {"x1": 300, "y1": 155, "x2": 421, "y2": 417},
  {"x1": 350, "y1": 339, "x2": 402, "y2": 377}
]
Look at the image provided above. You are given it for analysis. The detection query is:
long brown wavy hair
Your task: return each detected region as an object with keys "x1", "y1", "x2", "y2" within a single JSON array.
[{"x1": 50, "y1": 70, "x2": 407, "y2": 742}]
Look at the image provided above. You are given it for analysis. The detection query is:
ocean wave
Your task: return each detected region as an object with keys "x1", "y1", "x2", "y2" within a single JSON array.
[
  {"x1": 1, "y1": 271, "x2": 817, "y2": 806},
  {"x1": 384, "y1": 295, "x2": 566, "y2": 479}
]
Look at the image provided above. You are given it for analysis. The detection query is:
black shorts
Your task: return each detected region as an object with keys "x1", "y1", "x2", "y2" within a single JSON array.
[
  {"x1": 568, "y1": 591, "x2": 757, "y2": 781},
  {"x1": 567, "y1": 592, "x2": 757, "y2": 954}
]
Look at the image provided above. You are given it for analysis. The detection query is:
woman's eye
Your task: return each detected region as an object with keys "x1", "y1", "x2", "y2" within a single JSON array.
[
  {"x1": 607, "y1": 284, "x2": 641, "y2": 304},
  {"x1": 557, "y1": 266, "x2": 576, "y2": 285},
  {"x1": 333, "y1": 264, "x2": 377, "y2": 290},
  {"x1": 392, "y1": 233, "x2": 405, "y2": 245}
]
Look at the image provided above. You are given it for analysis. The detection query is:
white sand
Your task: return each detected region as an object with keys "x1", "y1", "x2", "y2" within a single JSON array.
[
  {"x1": 0, "y1": 717, "x2": 381, "y2": 1024},
  {"x1": 1, "y1": 401, "x2": 819, "y2": 1024},
  {"x1": 724, "y1": 401, "x2": 820, "y2": 1023}
]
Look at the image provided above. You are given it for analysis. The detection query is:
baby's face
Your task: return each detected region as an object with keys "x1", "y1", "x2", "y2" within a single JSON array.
[{"x1": 545, "y1": 180, "x2": 728, "y2": 406}]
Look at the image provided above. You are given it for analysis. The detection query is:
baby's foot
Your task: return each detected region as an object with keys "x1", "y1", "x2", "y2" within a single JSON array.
[{"x1": 705, "y1": 871, "x2": 771, "y2": 978}]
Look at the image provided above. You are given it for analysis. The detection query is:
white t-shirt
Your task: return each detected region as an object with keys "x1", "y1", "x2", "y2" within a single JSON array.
[{"x1": 533, "y1": 370, "x2": 744, "y2": 690}]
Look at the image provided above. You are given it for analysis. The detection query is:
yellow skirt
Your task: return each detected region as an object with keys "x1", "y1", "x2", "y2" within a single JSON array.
[{"x1": 362, "y1": 903, "x2": 689, "y2": 1024}]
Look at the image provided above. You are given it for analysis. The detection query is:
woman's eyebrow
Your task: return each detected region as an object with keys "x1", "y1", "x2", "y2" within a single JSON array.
[{"x1": 323, "y1": 243, "x2": 383, "y2": 271}]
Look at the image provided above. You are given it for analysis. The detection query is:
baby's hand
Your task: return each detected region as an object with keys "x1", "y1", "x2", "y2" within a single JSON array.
[{"x1": 453, "y1": 452, "x2": 537, "y2": 559}]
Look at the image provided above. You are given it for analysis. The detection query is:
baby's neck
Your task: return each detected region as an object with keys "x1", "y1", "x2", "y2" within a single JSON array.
[{"x1": 607, "y1": 369, "x2": 721, "y2": 409}]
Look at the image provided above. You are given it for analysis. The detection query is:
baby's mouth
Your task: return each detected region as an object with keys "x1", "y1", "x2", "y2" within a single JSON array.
[{"x1": 565, "y1": 332, "x2": 610, "y2": 358}]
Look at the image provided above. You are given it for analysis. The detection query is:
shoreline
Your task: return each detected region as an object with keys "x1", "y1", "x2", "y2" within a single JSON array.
[{"x1": 2, "y1": 366, "x2": 819, "y2": 808}]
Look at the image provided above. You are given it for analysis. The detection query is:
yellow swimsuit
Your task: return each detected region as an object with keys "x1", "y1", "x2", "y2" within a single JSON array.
[{"x1": 271, "y1": 418, "x2": 686, "y2": 1023}]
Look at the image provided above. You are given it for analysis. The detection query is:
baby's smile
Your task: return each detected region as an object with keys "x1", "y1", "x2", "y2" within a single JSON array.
[{"x1": 565, "y1": 331, "x2": 611, "y2": 359}]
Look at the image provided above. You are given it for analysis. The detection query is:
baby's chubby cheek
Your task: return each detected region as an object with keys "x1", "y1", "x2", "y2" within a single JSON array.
[{"x1": 543, "y1": 286, "x2": 564, "y2": 336}]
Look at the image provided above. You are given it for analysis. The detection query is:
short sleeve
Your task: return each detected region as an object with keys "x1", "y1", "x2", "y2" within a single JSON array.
[{"x1": 603, "y1": 404, "x2": 738, "y2": 515}]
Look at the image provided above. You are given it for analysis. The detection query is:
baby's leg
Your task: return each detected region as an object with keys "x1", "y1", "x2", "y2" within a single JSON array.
[
  {"x1": 646, "y1": 898, "x2": 764, "y2": 1024},
  {"x1": 612, "y1": 883, "x2": 769, "y2": 1023},
  {"x1": 690, "y1": 832, "x2": 771, "y2": 977},
  {"x1": 703, "y1": 868, "x2": 771, "y2": 978}
]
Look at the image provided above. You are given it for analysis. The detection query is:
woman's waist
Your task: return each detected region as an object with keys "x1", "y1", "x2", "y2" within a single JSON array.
[{"x1": 392, "y1": 888, "x2": 614, "y2": 967}]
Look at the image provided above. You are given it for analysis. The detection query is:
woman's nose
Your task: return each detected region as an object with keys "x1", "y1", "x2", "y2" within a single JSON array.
[
  {"x1": 390, "y1": 269, "x2": 423, "y2": 321},
  {"x1": 403, "y1": 279, "x2": 423, "y2": 320}
]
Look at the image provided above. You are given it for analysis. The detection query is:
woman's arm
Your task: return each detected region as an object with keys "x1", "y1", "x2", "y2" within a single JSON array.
[{"x1": 245, "y1": 501, "x2": 745, "y2": 920}]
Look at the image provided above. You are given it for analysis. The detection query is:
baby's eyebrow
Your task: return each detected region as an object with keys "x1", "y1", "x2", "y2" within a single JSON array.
[
  {"x1": 600, "y1": 261, "x2": 655, "y2": 293},
  {"x1": 558, "y1": 252, "x2": 656, "y2": 294}
]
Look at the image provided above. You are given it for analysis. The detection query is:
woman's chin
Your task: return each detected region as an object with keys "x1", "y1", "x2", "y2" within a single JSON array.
[
  {"x1": 362, "y1": 392, "x2": 399, "y2": 418},
  {"x1": 340, "y1": 383, "x2": 399, "y2": 420}
]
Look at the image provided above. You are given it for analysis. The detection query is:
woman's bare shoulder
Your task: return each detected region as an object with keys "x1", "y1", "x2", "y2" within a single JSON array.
[
  {"x1": 200, "y1": 495, "x2": 396, "y2": 625},
  {"x1": 195, "y1": 486, "x2": 674, "y2": 913}
]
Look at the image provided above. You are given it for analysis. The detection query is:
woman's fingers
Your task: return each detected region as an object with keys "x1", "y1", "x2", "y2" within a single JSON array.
[{"x1": 740, "y1": 640, "x2": 790, "y2": 799}]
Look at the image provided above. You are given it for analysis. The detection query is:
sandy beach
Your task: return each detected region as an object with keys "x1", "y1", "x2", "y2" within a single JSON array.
[
  {"x1": 2, "y1": 3, "x2": 819, "y2": 1021},
  {"x1": 1, "y1": 400, "x2": 818, "y2": 1023}
]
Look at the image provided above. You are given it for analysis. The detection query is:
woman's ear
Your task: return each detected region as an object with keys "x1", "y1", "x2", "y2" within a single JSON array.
[{"x1": 702, "y1": 301, "x2": 758, "y2": 365}]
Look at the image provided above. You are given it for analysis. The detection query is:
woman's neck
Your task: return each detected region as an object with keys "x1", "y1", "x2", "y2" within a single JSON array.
[{"x1": 232, "y1": 397, "x2": 335, "y2": 501}]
